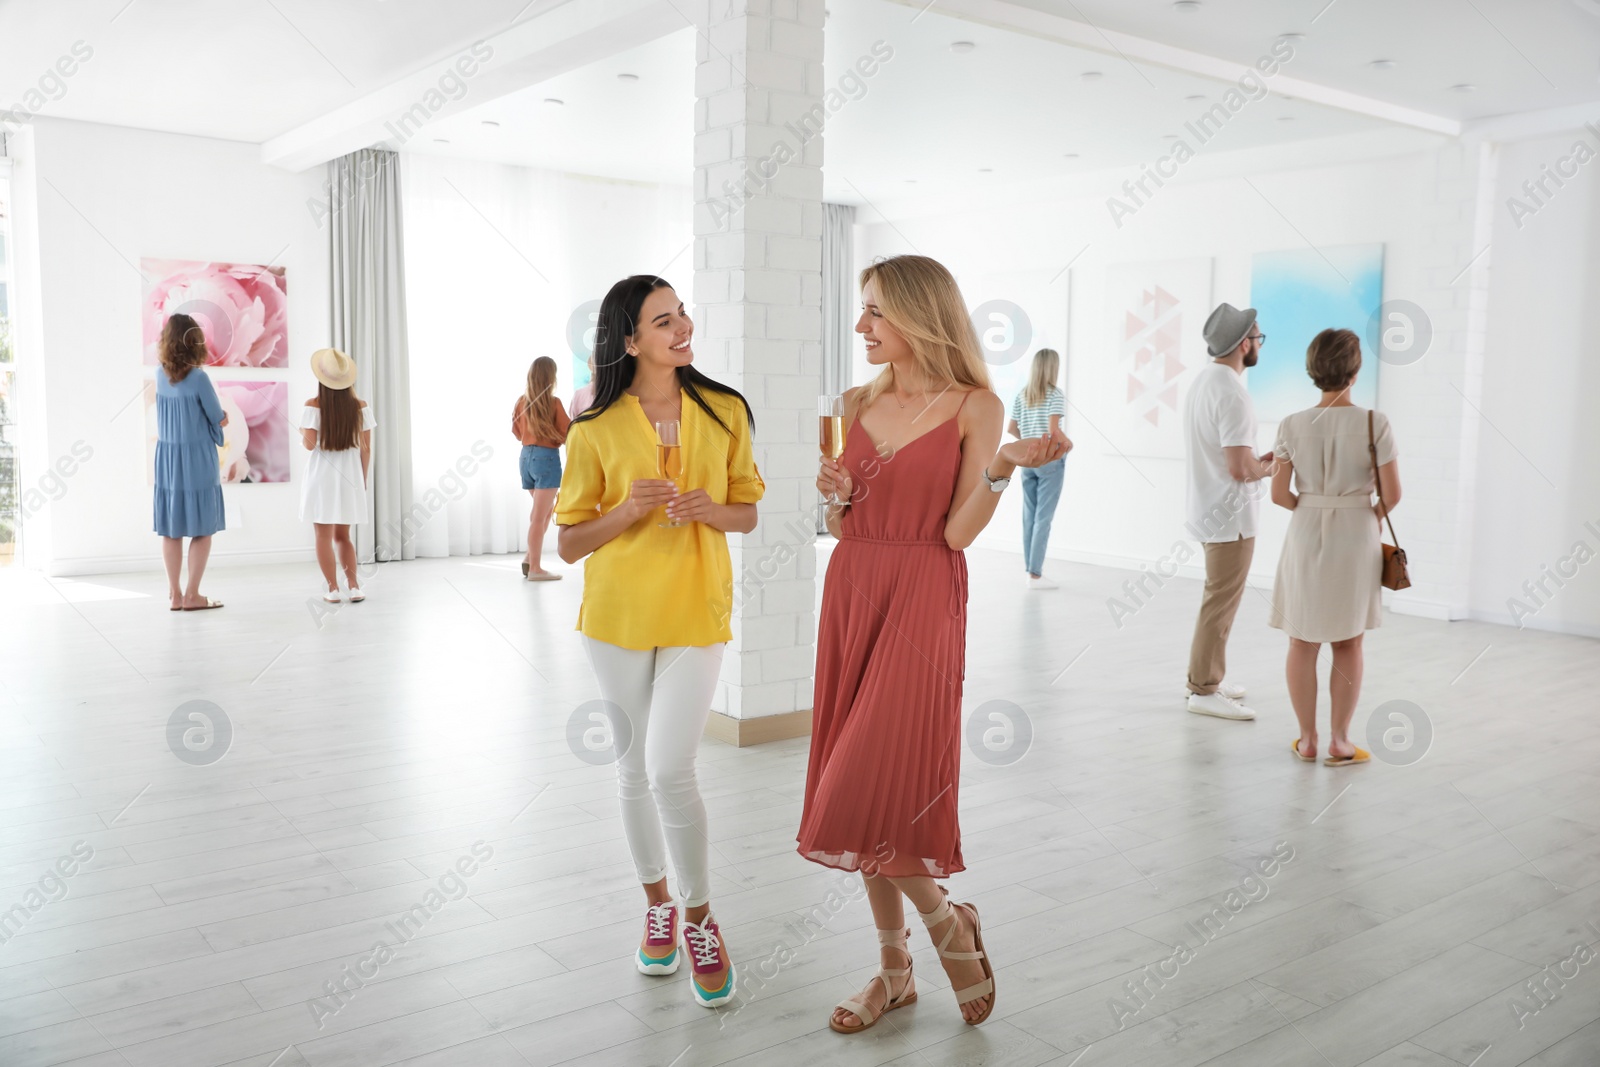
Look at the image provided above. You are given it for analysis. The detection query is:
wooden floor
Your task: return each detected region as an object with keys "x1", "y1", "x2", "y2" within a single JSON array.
[{"x1": 1, "y1": 545, "x2": 1598, "y2": 1067}]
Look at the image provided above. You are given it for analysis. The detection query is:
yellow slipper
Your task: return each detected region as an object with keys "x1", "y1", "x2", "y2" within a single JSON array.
[
  {"x1": 1291, "y1": 740, "x2": 1316, "y2": 762},
  {"x1": 1323, "y1": 746, "x2": 1371, "y2": 767}
]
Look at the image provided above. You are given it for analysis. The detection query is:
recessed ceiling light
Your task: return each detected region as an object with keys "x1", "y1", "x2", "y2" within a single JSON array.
[
  {"x1": 481, "y1": 120, "x2": 500, "y2": 127},
  {"x1": 950, "y1": 41, "x2": 976, "y2": 53},
  {"x1": 1450, "y1": 83, "x2": 1476, "y2": 92},
  {"x1": 978, "y1": 167, "x2": 993, "y2": 173},
  {"x1": 617, "y1": 73, "x2": 639, "y2": 82},
  {"x1": 543, "y1": 97, "x2": 564, "y2": 105},
  {"x1": 1368, "y1": 59, "x2": 1395, "y2": 70},
  {"x1": 1184, "y1": 93, "x2": 1206, "y2": 101},
  {"x1": 1173, "y1": 0, "x2": 1201, "y2": 10},
  {"x1": 1276, "y1": 116, "x2": 1295, "y2": 122},
  {"x1": 1062, "y1": 152, "x2": 1080, "y2": 158},
  {"x1": 1276, "y1": 33, "x2": 1305, "y2": 44},
  {"x1": 904, "y1": 179, "x2": 918, "y2": 184},
  {"x1": 1080, "y1": 70, "x2": 1104, "y2": 81},
  {"x1": 1162, "y1": 132, "x2": 1180, "y2": 139},
  {"x1": 433, "y1": 138, "x2": 449, "y2": 144}
]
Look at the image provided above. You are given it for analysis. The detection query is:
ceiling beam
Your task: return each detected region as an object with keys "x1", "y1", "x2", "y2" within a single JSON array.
[
  {"x1": 260, "y1": 0, "x2": 687, "y2": 172},
  {"x1": 884, "y1": 0, "x2": 1461, "y2": 137},
  {"x1": 1464, "y1": 101, "x2": 1600, "y2": 142}
]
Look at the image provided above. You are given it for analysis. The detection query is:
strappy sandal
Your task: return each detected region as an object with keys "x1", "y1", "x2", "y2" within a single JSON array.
[
  {"x1": 918, "y1": 889, "x2": 995, "y2": 1025},
  {"x1": 829, "y1": 926, "x2": 916, "y2": 1033}
]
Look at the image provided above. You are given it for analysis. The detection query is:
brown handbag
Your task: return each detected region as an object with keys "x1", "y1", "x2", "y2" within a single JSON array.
[{"x1": 1367, "y1": 410, "x2": 1411, "y2": 591}]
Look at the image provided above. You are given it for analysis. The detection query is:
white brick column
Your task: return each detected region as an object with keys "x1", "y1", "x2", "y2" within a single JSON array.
[
  {"x1": 1395, "y1": 140, "x2": 1499, "y2": 619},
  {"x1": 692, "y1": 0, "x2": 824, "y2": 738}
]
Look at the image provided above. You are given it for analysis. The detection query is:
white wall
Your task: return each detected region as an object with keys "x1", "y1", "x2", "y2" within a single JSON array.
[
  {"x1": 15, "y1": 117, "x2": 329, "y2": 576},
  {"x1": 1467, "y1": 134, "x2": 1600, "y2": 636},
  {"x1": 855, "y1": 140, "x2": 1600, "y2": 637}
]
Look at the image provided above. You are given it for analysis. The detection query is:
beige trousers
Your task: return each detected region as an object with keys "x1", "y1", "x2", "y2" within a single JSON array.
[{"x1": 1186, "y1": 535, "x2": 1255, "y2": 695}]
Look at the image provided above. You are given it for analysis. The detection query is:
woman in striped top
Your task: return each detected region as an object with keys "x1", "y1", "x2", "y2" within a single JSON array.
[{"x1": 1007, "y1": 348, "x2": 1073, "y2": 589}]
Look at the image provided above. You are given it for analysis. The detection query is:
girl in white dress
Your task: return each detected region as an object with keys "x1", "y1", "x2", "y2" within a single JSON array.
[{"x1": 300, "y1": 348, "x2": 374, "y2": 602}]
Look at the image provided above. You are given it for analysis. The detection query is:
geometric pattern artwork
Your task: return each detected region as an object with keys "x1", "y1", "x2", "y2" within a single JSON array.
[
  {"x1": 1122, "y1": 284, "x2": 1186, "y2": 428},
  {"x1": 1104, "y1": 259, "x2": 1214, "y2": 460}
]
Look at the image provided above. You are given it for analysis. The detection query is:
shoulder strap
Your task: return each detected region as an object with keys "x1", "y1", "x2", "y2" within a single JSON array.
[
  {"x1": 956, "y1": 388, "x2": 973, "y2": 414},
  {"x1": 1368, "y1": 410, "x2": 1401, "y2": 549}
]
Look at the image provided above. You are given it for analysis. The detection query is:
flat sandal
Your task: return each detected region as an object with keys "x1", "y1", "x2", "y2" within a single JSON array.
[
  {"x1": 829, "y1": 927, "x2": 916, "y2": 1034},
  {"x1": 917, "y1": 888, "x2": 995, "y2": 1025}
]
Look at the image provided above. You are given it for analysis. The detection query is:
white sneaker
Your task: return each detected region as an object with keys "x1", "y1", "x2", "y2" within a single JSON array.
[
  {"x1": 1187, "y1": 692, "x2": 1256, "y2": 720},
  {"x1": 1218, "y1": 680, "x2": 1247, "y2": 701},
  {"x1": 1027, "y1": 575, "x2": 1060, "y2": 590}
]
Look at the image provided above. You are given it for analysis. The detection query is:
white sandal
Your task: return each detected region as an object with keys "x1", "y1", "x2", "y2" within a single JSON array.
[
  {"x1": 917, "y1": 889, "x2": 995, "y2": 1025},
  {"x1": 829, "y1": 927, "x2": 916, "y2": 1033}
]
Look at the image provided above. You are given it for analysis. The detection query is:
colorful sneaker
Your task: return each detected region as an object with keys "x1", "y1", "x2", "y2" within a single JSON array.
[
  {"x1": 683, "y1": 914, "x2": 736, "y2": 1008},
  {"x1": 637, "y1": 901, "x2": 680, "y2": 975}
]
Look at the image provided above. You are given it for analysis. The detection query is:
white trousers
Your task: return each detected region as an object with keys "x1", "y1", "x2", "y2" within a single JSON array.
[{"x1": 583, "y1": 637, "x2": 725, "y2": 908}]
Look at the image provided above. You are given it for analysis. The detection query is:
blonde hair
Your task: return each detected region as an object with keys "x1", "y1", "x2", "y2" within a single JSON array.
[
  {"x1": 1022, "y1": 348, "x2": 1060, "y2": 408},
  {"x1": 858, "y1": 255, "x2": 991, "y2": 407},
  {"x1": 521, "y1": 357, "x2": 561, "y2": 443}
]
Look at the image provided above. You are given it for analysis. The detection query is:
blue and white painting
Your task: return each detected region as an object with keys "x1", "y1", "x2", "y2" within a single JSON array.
[{"x1": 1247, "y1": 244, "x2": 1383, "y2": 422}]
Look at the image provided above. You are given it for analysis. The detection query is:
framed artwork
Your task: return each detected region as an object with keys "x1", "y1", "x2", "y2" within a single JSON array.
[
  {"x1": 144, "y1": 377, "x2": 290, "y2": 485},
  {"x1": 1103, "y1": 258, "x2": 1214, "y2": 459},
  {"x1": 1248, "y1": 245, "x2": 1383, "y2": 422},
  {"x1": 142, "y1": 258, "x2": 288, "y2": 368}
]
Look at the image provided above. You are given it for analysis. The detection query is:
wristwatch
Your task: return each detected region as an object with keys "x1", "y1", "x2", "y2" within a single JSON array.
[{"x1": 982, "y1": 467, "x2": 1011, "y2": 493}]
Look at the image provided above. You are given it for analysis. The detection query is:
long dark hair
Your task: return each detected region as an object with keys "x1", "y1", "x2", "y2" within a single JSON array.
[
  {"x1": 159, "y1": 313, "x2": 208, "y2": 384},
  {"x1": 572, "y1": 275, "x2": 753, "y2": 435},
  {"x1": 317, "y1": 383, "x2": 362, "y2": 451}
]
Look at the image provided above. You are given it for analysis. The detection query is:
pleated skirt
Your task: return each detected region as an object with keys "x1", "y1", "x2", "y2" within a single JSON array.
[{"x1": 797, "y1": 537, "x2": 967, "y2": 878}]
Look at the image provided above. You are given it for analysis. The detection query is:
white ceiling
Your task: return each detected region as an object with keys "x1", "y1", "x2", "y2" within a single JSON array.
[
  {"x1": 3, "y1": 0, "x2": 1598, "y2": 205},
  {"x1": 0, "y1": 0, "x2": 564, "y2": 142},
  {"x1": 1006, "y1": 0, "x2": 1600, "y2": 120}
]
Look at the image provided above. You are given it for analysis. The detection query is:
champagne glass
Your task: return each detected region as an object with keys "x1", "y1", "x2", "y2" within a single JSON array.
[
  {"x1": 656, "y1": 419, "x2": 685, "y2": 528},
  {"x1": 818, "y1": 395, "x2": 846, "y2": 505}
]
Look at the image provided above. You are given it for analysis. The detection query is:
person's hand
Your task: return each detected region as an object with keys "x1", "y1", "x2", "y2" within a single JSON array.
[
  {"x1": 627, "y1": 478, "x2": 678, "y2": 521},
  {"x1": 1053, "y1": 432, "x2": 1074, "y2": 454},
  {"x1": 219, "y1": 415, "x2": 230, "y2": 428},
  {"x1": 666, "y1": 488, "x2": 719, "y2": 525},
  {"x1": 1259, "y1": 451, "x2": 1278, "y2": 477},
  {"x1": 817, "y1": 457, "x2": 853, "y2": 505},
  {"x1": 997, "y1": 435, "x2": 1067, "y2": 471}
]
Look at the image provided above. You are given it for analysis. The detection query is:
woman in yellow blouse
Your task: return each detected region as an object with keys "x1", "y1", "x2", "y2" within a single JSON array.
[{"x1": 556, "y1": 275, "x2": 763, "y2": 1010}]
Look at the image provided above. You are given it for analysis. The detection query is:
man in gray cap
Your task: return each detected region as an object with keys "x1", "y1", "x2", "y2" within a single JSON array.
[{"x1": 1181, "y1": 302, "x2": 1275, "y2": 719}]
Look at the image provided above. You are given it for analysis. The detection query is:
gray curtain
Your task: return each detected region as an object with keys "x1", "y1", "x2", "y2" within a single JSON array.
[
  {"x1": 821, "y1": 203, "x2": 855, "y2": 396},
  {"x1": 329, "y1": 148, "x2": 414, "y2": 563}
]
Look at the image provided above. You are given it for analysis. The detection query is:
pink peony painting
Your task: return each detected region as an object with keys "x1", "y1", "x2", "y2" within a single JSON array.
[
  {"x1": 142, "y1": 259, "x2": 288, "y2": 368},
  {"x1": 144, "y1": 378, "x2": 290, "y2": 485}
]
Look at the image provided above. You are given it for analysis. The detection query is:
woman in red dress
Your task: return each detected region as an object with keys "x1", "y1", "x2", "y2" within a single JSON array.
[{"x1": 798, "y1": 256, "x2": 1065, "y2": 1033}]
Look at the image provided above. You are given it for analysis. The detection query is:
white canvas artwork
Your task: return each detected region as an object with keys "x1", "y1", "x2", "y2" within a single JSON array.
[{"x1": 1103, "y1": 258, "x2": 1214, "y2": 460}]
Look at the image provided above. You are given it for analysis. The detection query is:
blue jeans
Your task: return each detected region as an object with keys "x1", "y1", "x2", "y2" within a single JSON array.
[{"x1": 1021, "y1": 458, "x2": 1065, "y2": 575}]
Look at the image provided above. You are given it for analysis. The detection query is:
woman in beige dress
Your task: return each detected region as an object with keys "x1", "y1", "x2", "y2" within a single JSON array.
[{"x1": 1269, "y1": 328, "x2": 1401, "y2": 766}]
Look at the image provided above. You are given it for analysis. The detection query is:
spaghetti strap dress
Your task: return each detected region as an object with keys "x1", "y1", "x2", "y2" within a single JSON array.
[{"x1": 797, "y1": 393, "x2": 971, "y2": 878}]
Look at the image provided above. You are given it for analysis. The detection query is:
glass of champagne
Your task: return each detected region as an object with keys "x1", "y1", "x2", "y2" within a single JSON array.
[
  {"x1": 656, "y1": 419, "x2": 685, "y2": 527},
  {"x1": 818, "y1": 395, "x2": 846, "y2": 505}
]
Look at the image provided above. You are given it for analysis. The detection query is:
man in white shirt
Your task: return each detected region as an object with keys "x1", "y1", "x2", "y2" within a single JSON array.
[{"x1": 1182, "y1": 303, "x2": 1275, "y2": 720}]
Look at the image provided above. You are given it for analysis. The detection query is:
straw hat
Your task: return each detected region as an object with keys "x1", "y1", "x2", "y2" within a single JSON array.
[{"x1": 310, "y1": 348, "x2": 357, "y2": 390}]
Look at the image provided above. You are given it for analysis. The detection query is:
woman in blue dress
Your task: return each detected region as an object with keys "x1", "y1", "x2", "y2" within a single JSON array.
[{"x1": 154, "y1": 313, "x2": 227, "y2": 610}]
